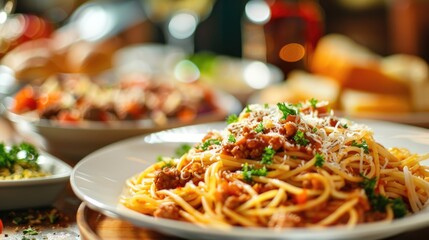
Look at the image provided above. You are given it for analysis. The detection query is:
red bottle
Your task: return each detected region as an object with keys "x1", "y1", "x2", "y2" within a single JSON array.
[{"x1": 264, "y1": 0, "x2": 324, "y2": 77}]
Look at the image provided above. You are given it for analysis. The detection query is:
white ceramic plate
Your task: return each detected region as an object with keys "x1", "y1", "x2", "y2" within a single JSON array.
[
  {"x1": 70, "y1": 120, "x2": 429, "y2": 240},
  {"x1": 1, "y1": 151, "x2": 72, "y2": 210}
]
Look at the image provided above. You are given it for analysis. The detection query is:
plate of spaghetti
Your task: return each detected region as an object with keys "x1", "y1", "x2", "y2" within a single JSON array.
[{"x1": 71, "y1": 100, "x2": 429, "y2": 240}]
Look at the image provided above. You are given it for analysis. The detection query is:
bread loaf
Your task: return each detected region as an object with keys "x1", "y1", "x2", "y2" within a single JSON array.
[{"x1": 311, "y1": 34, "x2": 410, "y2": 96}]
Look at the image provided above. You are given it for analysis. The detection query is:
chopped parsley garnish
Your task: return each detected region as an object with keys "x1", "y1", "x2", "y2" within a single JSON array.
[
  {"x1": 360, "y1": 175, "x2": 407, "y2": 218},
  {"x1": 242, "y1": 162, "x2": 267, "y2": 182},
  {"x1": 175, "y1": 144, "x2": 191, "y2": 157},
  {"x1": 228, "y1": 134, "x2": 236, "y2": 143},
  {"x1": 264, "y1": 103, "x2": 269, "y2": 108},
  {"x1": 352, "y1": 140, "x2": 369, "y2": 154},
  {"x1": 309, "y1": 98, "x2": 318, "y2": 108},
  {"x1": 255, "y1": 122, "x2": 264, "y2": 133},
  {"x1": 0, "y1": 142, "x2": 40, "y2": 171},
  {"x1": 261, "y1": 146, "x2": 276, "y2": 164},
  {"x1": 312, "y1": 127, "x2": 318, "y2": 133},
  {"x1": 277, "y1": 102, "x2": 297, "y2": 119},
  {"x1": 23, "y1": 227, "x2": 39, "y2": 235},
  {"x1": 342, "y1": 123, "x2": 348, "y2": 129},
  {"x1": 156, "y1": 156, "x2": 174, "y2": 169},
  {"x1": 293, "y1": 130, "x2": 309, "y2": 146},
  {"x1": 199, "y1": 139, "x2": 221, "y2": 151},
  {"x1": 314, "y1": 153, "x2": 325, "y2": 167},
  {"x1": 226, "y1": 114, "x2": 238, "y2": 124},
  {"x1": 245, "y1": 105, "x2": 252, "y2": 113}
]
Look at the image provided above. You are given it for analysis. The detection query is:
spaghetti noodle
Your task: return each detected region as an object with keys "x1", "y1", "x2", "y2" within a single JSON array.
[{"x1": 121, "y1": 100, "x2": 429, "y2": 228}]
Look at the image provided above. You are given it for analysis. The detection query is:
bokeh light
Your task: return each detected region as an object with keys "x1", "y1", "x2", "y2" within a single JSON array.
[
  {"x1": 279, "y1": 43, "x2": 306, "y2": 62},
  {"x1": 244, "y1": 0, "x2": 271, "y2": 24},
  {"x1": 243, "y1": 61, "x2": 271, "y2": 89}
]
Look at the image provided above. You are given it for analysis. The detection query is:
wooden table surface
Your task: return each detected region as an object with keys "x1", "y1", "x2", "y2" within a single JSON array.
[{"x1": 1, "y1": 116, "x2": 429, "y2": 240}]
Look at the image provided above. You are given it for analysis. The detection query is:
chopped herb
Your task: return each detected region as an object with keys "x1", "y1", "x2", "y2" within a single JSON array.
[
  {"x1": 342, "y1": 123, "x2": 348, "y2": 129},
  {"x1": 312, "y1": 127, "x2": 318, "y2": 133},
  {"x1": 226, "y1": 114, "x2": 238, "y2": 124},
  {"x1": 245, "y1": 105, "x2": 252, "y2": 113},
  {"x1": 23, "y1": 227, "x2": 38, "y2": 235},
  {"x1": 390, "y1": 198, "x2": 408, "y2": 218},
  {"x1": 292, "y1": 102, "x2": 303, "y2": 108},
  {"x1": 261, "y1": 146, "x2": 275, "y2": 164},
  {"x1": 0, "y1": 142, "x2": 40, "y2": 171},
  {"x1": 360, "y1": 175, "x2": 408, "y2": 218},
  {"x1": 48, "y1": 211, "x2": 60, "y2": 224},
  {"x1": 309, "y1": 98, "x2": 318, "y2": 108},
  {"x1": 199, "y1": 139, "x2": 221, "y2": 151},
  {"x1": 314, "y1": 153, "x2": 325, "y2": 167},
  {"x1": 228, "y1": 134, "x2": 236, "y2": 143},
  {"x1": 277, "y1": 102, "x2": 297, "y2": 119},
  {"x1": 12, "y1": 216, "x2": 25, "y2": 225},
  {"x1": 293, "y1": 130, "x2": 309, "y2": 146},
  {"x1": 352, "y1": 140, "x2": 369, "y2": 154},
  {"x1": 175, "y1": 144, "x2": 191, "y2": 157},
  {"x1": 255, "y1": 122, "x2": 264, "y2": 133},
  {"x1": 242, "y1": 162, "x2": 267, "y2": 182},
  {"x1": 156, "y1": 156, "x2": 174, "y2": 169},
  {"x1": 264, "y1": 103, "x2": 269, "y2": 108}
]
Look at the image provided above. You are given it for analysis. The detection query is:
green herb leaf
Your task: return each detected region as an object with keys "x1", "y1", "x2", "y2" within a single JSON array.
[
  {"x1": 23, "y1": 227, "x2": 38, "y2": 235},
  {"x1": 242, "y1": 162, "x2": 267, "y2": 182},
  {"x1": 277, "y1": 103, "x2": 297, "y2": 119},
  {"x1": 360, "y1": 175, "x2": 408, "y2": 218},
  {"x1": 294, "y1": 130, "x2": 309, "y2": 146},
  {"x1": 175, "y1": 144, "x2": 191, "y2": 157},
  {"x1": 226, "y1": 114, "x2": 239, "y2": 124},
  {"x1": 264, "y1": 103, "x2": 269, "y2": 108},
  {"x1": 0, "y1": 142, "x2": 40, "y2": 171},
  {"x1": 261, "y1": 146, "x2": 275, "y2": 164},
  {"x1": 314, "y1": 153, "x2": 325, "y2": 167},
  {"x1": 199, "y1": 139, "x2": 221, "y2": 151},
  {"x1": 228, "y1": 134, "x2": 236, "y2": 143},
  {"x1": 255, "y1": 122, "x2": 264, "y2": 133},
  {"x1": 390, "y1": 198, "x2": 407, "y2": 218},
  {"x1": 245, "y1": 105, "x2": 252, "y2": 113},
  {"x1": 309, "y1": 98, "x2": 318, "y2": 108},
  {"x1": 352, "y1": 140, "x2": 369, "y2": 154}
]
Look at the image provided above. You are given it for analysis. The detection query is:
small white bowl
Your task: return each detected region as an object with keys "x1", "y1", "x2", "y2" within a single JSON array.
[{"x1": 0, "y1": 152, "x2": 72, "y2": 210}]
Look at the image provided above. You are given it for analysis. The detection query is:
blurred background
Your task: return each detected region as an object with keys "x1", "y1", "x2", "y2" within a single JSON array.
[
  {"x1": 8, "y1": 0, "x2": 428, "y2": 60},
  {"x1": 2, "y1": 0, "x2": 429, "y2": 127}
]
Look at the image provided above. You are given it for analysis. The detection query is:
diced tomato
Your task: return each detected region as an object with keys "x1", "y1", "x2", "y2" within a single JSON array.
[
  {"x1": 57, "y1": 111, "x2": 79, "y2": 123},
  {"x1": 11, "y1": 86, "x2": 38, "y2": 113},
  {"x1": 294, "y1": 189, "x2": 308, "y2": 205},
  {"x1": 0, "y1": 218, "x2": 3, "y2": 234},
  {"x1": 177, "y1": 107, "x2": 196, "y2": 123},
  {"x1": 37, "y1": 91, "x2": 62, "y2": 113},
  {"x1": 124, "y1": 102, "x2": 143, "y2": 119}
]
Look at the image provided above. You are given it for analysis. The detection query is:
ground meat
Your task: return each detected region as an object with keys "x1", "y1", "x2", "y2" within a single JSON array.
[
  {"x1": 154, "y1": 167, "x2": 183, "y2": 190},
  {"x1": 154, "y1": 164, "x2": 205, "y2": 191},
  {"x1": 268, "y1": 212, "x2": 303, "y2": 228},
  {"x1": 39, "y1": 105, "x2": 62, "y2": 119},
  {"x1": 153, "y1": 202, "x2": 181, "y2": 220},
  {"x1": 283, "y1": 122, "x2": 297, "y2": 137},
  {"x1": 82, "y1": 105, "x2": 105, "y2": 121}
]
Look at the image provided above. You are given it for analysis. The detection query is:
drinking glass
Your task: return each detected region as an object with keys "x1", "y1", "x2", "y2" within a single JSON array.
[{"x1": 141, "y1": 0, "x2": 215, "y2": 53}]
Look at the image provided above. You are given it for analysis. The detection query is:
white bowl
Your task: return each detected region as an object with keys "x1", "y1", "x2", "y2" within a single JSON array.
[
  {"x1": 0, "y1": 151, "x2": 72, "y2": 210},
  {"x1": 2, "y1": 89, "x2": 242, "y2": 162}
]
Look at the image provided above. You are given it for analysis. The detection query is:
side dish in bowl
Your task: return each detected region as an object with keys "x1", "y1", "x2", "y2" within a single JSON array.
[
  {"x1": 3, "y1": 73, "x2": 241, "y2": 161},
  {"x1": 0, "y1": 142, "x2": 72, "y2": 210}
]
